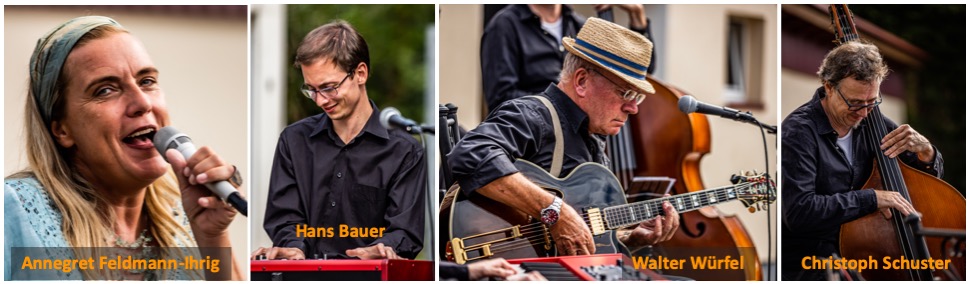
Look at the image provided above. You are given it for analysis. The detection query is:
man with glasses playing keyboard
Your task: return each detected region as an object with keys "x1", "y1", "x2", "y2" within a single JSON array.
[
  {"x1": 781, "y1": 41, "x2": 943, "y2": 280},
  {"x1": 253, "y1": 20, "x2": 426, "y2": 261}
]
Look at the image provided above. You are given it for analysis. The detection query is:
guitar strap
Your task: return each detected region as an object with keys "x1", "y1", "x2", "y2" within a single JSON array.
[{"x1": 525, "y1": 95, "x2": 564, "y2": 177}]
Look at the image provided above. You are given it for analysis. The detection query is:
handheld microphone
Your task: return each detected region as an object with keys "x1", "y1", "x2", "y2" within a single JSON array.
[
  {"x1": 154, "y1": 126, "x2": 248, "y2": 217},
  {"x1": 380, "y1": 107, "x2": 420, "y2": 134},
  {"x1": 678, "y1": 95, "x2": 755, "y2": 122}
]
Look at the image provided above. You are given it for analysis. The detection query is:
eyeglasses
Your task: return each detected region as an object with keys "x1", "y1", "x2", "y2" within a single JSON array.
[
  {"x1": 301, "y1": 72, "x2": 352, "y2": 99},
  {"x1": 591, "y1": 69, "x2": 646, "y2": 105},
  {"x1": 835, "y1": 85, "x2": 882, "y2": 111}
]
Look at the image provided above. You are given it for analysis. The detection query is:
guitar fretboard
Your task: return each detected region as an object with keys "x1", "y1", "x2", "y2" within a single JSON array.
[{"x1": 601, "y1": 183, "x2": 750, "y2": 229}]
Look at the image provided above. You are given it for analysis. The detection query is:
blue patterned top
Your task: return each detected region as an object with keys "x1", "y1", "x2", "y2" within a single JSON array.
[{"x1": 4, "y1": 176, "x2": 196, "y2": 280}]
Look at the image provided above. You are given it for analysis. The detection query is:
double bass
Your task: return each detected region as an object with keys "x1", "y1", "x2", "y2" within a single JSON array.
[
  {"x1": 830, "y1": 4, "x2": 966, "y2": 281},
  {"x1": 602, "y1": 76, "x2": 764, "y2": 281},
  {"x1": 596, "y1": 9, "x2": 767, "y2": 281}
]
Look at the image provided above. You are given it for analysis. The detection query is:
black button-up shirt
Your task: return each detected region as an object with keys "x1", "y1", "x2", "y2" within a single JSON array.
[
  {"x1": 781, "y1": 87, "x2": 943, "y2": 280},
  {"x1": 448, "y1": 84, "x2": 607, "y2": 196},
  {"x1": 481, "y1": 4, "x2": 654, "y2": 113},
  {"x1": 263, "y1": 100, "x2": 426, "y2": 259}
]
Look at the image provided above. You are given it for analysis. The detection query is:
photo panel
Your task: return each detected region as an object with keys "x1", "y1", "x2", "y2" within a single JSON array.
[
  {"x1": 4, "y1": 5, "x2": 248, "y2": 280},
  {"x1": 439, "y1": 4, "x2": 778, "y2": 281},
  {"x1": 780, "y1": 4, "x2": 965, "y2": 281},
  {"x1": 248, "y1": 4, "x2": 436, "y2": 281}
]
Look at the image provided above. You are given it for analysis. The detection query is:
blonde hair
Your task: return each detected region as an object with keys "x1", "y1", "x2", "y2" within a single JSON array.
[{"x1": 11, "y1": 24, "x2": 196, "y2": 280}]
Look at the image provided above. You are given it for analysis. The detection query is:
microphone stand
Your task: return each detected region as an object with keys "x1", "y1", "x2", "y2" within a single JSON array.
[
  {"x1": 420, "y1": 125, "x2": 435, "y2": 134},
  {"x1": 735, "y1": 111, "x2": 777, "y2": 135},
  {"x1": 721, "y1": 110, "x2": 777, "y2": 279},
  {"x1": 416, "y1": 129, "x2": 435, "y2": 261},
  {"x1": 755, "y1": 117, "x2": 776, "y2": 280}
]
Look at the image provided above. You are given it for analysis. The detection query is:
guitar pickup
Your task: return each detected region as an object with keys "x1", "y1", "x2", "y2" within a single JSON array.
[{"x1": 586, "y1": 208, "x2": 606, "y2": 235}]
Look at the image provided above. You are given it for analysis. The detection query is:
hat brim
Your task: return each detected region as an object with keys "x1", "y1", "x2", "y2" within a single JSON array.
[{"x1": 562, "y1": 37, "x2": 655, "y2": 95}]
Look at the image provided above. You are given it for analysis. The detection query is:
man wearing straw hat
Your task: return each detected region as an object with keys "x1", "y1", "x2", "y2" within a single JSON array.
[
  {"x1": 449, "y1": 17, "x2": 679, "y2": 257},
  {"x1": 480, "y1": 4, "x2": 656, "y2": 113}
]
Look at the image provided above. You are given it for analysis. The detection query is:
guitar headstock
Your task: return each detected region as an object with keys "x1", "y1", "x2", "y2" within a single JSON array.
[{"x1": 731, "y1": 171, "x2": 776, "y2": 213}]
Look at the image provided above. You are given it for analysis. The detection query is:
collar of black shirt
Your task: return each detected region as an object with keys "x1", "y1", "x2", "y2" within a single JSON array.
[
  {"x1": 310, "y1": 99, "x2": 390, "y2": 142},
  {"x1": 542, "y1": 83, "x2": 590, "y2": 135},
  {"x1": 513, "y1": 4, "x2": 576, "y2": 22}
]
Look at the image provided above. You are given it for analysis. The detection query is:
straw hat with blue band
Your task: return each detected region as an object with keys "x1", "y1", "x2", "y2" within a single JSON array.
[
  {"x1": 562, "y1": 17, "x2": 655, "y2": 94},
  {"x1": 29, "y1": 16, "x2": 123, "y2": 128}
]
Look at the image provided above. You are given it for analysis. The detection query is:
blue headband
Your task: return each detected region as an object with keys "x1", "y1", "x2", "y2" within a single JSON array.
[{"x1": 29, "y1": 16, "x2": 122, "y2": 127}]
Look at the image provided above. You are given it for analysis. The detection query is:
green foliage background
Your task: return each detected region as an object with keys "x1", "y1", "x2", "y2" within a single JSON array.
[
  {"x1": 285, "y1": 4, "x2": 434, "y2": 125},
  {"x1": 851, "y1": 5, "x2": 966, "y2": 193}
]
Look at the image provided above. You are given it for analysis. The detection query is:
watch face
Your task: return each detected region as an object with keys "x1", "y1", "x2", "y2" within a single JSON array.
[{"x1": 541, "y1": 209, "x2": 559, "y2": 225}]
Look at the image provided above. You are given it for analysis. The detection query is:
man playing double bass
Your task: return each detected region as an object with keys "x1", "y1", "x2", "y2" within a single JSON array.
[
  {"x1": 781, "y1": 41, "x2": 943, "y2": 281},
  {"x1": 448, "y1": 17, "x2": 679, "y2": 259}
]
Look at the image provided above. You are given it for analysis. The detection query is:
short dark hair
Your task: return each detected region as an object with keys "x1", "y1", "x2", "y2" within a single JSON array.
[
  {"x1": 294, "y1": 20, "x2": 370, "y2": 74},
  {"x1": 817, "y1": 41, "x2": 890, "y2": 88}
]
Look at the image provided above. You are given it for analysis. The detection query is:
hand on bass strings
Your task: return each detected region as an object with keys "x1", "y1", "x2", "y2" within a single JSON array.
[
  {"x1": 881, "y1": 124, "x2": 934, "y2": 162},
  {"x1": 873, "y1": 189, "x2": 919, "y2": 219}
]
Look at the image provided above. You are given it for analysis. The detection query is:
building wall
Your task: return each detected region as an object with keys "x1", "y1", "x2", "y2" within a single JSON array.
[
  {"x1": 662, "y1": 4, "x2": 777, "y2": 264},
  {"x1": 248, "y1": 4, "x2": 288, "y2": 258},
  {"x1": 439, "y1": 4, "x2": 484, "y2": 128},
  {"x1": 4, "y1": 6, "x2": 249, "y2": 272}
]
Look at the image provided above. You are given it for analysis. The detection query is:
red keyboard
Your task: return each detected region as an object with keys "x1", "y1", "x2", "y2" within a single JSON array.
[
  {"x1": 506, "y1": 253, "x2": 662, "y2": 281},
  {"x1": 250, "y1": 259, "x2": 433, "y2": 281}
]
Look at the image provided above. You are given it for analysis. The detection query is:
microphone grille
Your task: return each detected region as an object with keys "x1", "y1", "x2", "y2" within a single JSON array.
[
  {"x1": 678, "y1": 96, "x2": 698, "y2": 114},
  {"x1": 153, "y1": 126, "x2": 184, "y2": 156},
  {"x1": 379, "y1": 107, "x2": 401, "y2": 130}
]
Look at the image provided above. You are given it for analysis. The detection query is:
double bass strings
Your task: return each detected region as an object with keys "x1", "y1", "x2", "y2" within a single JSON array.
[{"x1": 861, "y1": 106, "x2": 924, "y2": 279}]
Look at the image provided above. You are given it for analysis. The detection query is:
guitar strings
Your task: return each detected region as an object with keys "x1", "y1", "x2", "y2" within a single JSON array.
[
  {"x1": 486, "y1": 184, "x2": 758, "y2": 254},
  {"x1": 508, "y1": 181, "x2": 758, "y2": 234},
  {"x1": 467, "y1": 181, "x2": 767, "y2": 256},
  {"x1": 504, "y1": 182, "x2": 753, "y2": 236}
]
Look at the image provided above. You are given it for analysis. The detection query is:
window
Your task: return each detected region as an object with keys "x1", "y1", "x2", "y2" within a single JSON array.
[{"x1": 724, "y1": 15, "x2": 765, "y2": 109}]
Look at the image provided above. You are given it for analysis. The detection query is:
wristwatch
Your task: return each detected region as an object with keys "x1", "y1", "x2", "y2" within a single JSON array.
[{"x1": 540, "y1": 196, "x2": 563, "y2": 227}]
